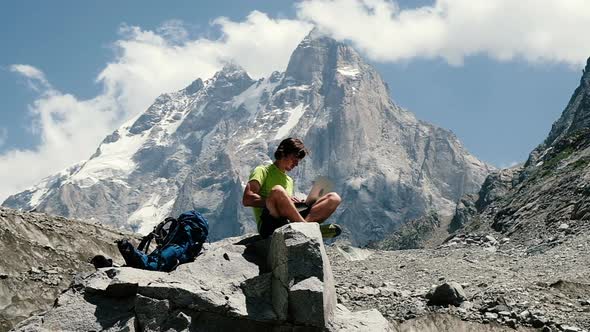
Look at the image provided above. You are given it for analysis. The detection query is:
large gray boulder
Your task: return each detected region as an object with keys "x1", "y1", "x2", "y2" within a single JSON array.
[
  {"x1": 11, "y1": 224, "x2": 389, "y2": 331},
  {"x1": 269, "y1": 223, "x2": 336, "y2": 327}
]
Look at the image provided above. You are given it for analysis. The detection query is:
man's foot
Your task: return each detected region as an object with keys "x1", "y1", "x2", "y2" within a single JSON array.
[{"x1": 320, "y1": 223, "x2": 342, "y2": 239}]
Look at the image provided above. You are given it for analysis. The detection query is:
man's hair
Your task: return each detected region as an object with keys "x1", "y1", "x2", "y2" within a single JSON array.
[{"x1": 274, "y1": 138, "x2": 308, "y2": 160}]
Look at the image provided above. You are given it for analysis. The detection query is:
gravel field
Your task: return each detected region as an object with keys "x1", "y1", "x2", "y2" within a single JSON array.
[{"x1": 328, "y1": 232, "x2": 590, "y2": 331}]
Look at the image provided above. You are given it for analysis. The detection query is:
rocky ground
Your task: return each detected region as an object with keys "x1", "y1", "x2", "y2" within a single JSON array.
[
  {"x1": 3, "y1": 204, "x2": 590, "y2": 332},
  {"x1": 327, "y1": 231, "x2": 590, "y2": 332},
  {"x1": 10, "y1": 224, "x2": 393, "y2": 332},
  {"x1": 0, "y1": 207, "x2": 137, "y2": 331}
]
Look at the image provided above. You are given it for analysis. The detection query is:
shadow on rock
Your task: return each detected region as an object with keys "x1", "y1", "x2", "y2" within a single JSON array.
[{"x1": 86, "y1": 292, "x2": 135, "y2": 331}]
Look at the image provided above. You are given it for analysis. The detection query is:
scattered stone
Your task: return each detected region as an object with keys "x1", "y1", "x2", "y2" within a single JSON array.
[
  {"x1": 485, "y1": 311, "x2": 499, "y2": 319},
  {"x1": 483, "y1": 246, "x2": 498, "y2": 253},
  {"x1": 459, "y1": 301, "x2": 473, "y2": 310},
  {"x1": 485, "y1": 235, "x2": 498, "y2": 244},
  {"x1": 519, "y1": 309, "x2": 531, "y2": 319},
  {"x1": 335, "y1": 245, "x2": 373, "y2": 261},
  {"x1": 490, "y1": 304, "x2": 512, "y2": 314},
  {"x1": 532, "y1": 315, "x2": 548, "y2": 328},
  {"x1": 426, "y1": 282, "x2": 466, "y2": 306}
]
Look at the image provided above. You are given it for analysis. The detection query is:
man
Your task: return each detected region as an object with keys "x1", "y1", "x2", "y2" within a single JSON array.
[{"x1": 242, "y1": 137, "x2": 342, "y2": 238}]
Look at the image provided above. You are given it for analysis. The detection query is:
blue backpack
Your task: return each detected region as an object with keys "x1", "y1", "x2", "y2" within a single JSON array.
[{"x1": 118, "y1": 210, "x2": 209, "y2": 272}]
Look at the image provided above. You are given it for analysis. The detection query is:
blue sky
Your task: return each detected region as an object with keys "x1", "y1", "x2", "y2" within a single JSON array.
[{"x1": 0, "y1": 0, "x2": 588, "y2": 201}]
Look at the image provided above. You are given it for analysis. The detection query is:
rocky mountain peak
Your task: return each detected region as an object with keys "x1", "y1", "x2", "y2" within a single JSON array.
[
  {"x1": 583, "y1": 57, "x2": 590, "y2": 84},
  {"x1": 204, "y1": 62, "x2": 255, "y2": 100},
  {"x1": 534, "y1": 57, "x2": 590, "y2": 152},
  {"x1": 183, "y1": 78, "x2": 204, "y2": 95},
  {"x1": 216, "y1": 62, "x2": 250, "y2": 80},
  {"x1": 284, "y1": 29, "x2": 365, "y2": 86}
]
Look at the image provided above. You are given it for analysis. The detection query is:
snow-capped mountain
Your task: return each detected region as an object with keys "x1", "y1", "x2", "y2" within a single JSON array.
[{"x1": 4, "y1": 31, "x2": 493, "y2": 245}]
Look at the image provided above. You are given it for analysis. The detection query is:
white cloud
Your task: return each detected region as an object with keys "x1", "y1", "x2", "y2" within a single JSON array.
[
  {"x1": 156, "y1": 19, "x2": 190, "y2": 44},
  {"x1": 297, "y1": 0, "x2": 590, "y2": 66},
  {"x1": 0, "y1": 70, "x2": 121, "y2": 202},
  {"x1": 0, "y1": 12, "x2": 311, "y2": 202},
  {"x1": 10, "y1": 64, "x2": 51, "y2": 91}
]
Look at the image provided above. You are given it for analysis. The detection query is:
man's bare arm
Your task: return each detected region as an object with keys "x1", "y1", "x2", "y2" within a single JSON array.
[{"x1": 242, "y1": 180, "x2": 266, "y2": 207}]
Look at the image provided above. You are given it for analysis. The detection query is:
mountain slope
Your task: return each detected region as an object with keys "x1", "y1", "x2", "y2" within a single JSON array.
[
  {"x1": 4, "y1": 31, "x2": 492, "y2": 245},
  {"x1": 451, "y1": 58, "x2": 590, "y2": 249}
]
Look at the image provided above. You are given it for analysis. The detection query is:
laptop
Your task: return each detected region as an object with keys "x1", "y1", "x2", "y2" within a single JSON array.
[{"x1": 295, "y1": 176, "x2": 333, "y2": 210}]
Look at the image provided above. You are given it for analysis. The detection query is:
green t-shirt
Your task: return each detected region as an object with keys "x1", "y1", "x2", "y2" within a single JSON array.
[{"x1": 248, "y1": 163, "x2": 294, "y2": 230}]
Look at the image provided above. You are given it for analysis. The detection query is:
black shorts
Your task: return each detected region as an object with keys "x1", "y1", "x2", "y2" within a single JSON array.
[{"x1": 259, "y1": 203, "x2": 312, "y2": 239}]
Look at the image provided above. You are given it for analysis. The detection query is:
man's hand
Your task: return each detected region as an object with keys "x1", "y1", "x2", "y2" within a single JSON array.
[{"x1": 290, "y1": 196, "x2": 303, "y2": 203}]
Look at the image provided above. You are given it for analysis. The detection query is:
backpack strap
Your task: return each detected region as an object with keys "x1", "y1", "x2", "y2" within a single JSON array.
[
  {"x1": 159, "y1": 219, "x2": 182, "y2": 249},
  {"x1": 137, "y1": 233, "x2": 154, "y2": 253}
]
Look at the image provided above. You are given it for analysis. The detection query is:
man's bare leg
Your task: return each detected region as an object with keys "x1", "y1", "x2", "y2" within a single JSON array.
[
  {"x1": 266, "y1": 185, "x2": 306, "y2": 222},
  {"x1": 305, "y1": 192, "x2": 341, "y2": 223}
]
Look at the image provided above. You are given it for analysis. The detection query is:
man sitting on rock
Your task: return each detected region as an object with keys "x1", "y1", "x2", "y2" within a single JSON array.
[{"x1": 242, "y1": 137, "x2": 342, "y2": 239}]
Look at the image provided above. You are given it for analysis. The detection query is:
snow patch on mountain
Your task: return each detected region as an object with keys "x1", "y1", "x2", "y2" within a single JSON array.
[
  {"x1": 69, "y1": 134, "x2": 143, "y2": 188},
  {"x1": 232, "y1": 77, "x2": 280, "y2": 119},
  {"x1": 28, "y1": 163, "x2": 84, "y2": 207},
  {"x1": 132, "y1": 194, "x2": 176, "y2": 234},
  {"x1": 153, "y1": 94, "x2": 197, "y2": 145},
  {"x1": 337, "y1": 66, "x2": 360, "y2": 77},
  {"x1": 66, "y1": 93, "x2": 199, "y2": 188},
  {"x1": 237, "y1": 131, "x2": 266, "y2": 150},
  {"x1": 274, "y1": 104, "x2": 307, "y2": 140},
  {"x1": 29, "y1": 188, "x2": 47, "y2": 208},
  {"x1": 274, "y1": 85, "x2": 311, "y2": 97}
]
